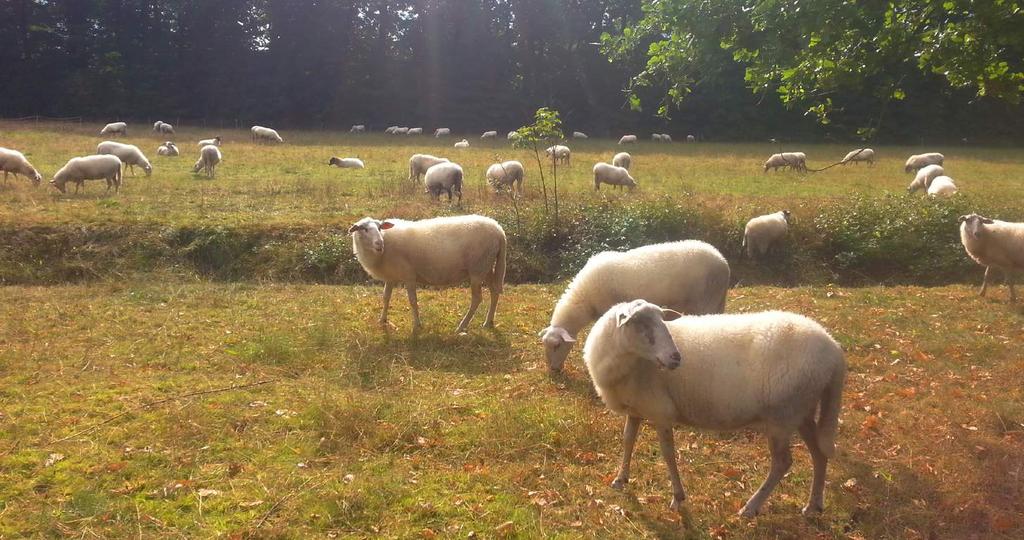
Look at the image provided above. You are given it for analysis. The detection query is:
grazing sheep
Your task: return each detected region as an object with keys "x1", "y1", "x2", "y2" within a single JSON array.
[
  {"x1": 395, "y1": 127, "x2": 410, "y2": 135},
  {"x1": 545, "y1": 145, "x2": 571, "y2": 166},
  {"x1": 198, "y1": 137, "x2": 222, "y2": 147},
  {"x1": 486, "y1": 160, "x2": 525, "y2": 195},
  {"x1": 100, "y1": 122, "x2": 127, "y2": 136},
  {"x1": 507, "y1": 130, "x2": 520, "y2": 140},
  {"x1": 408, "y1": 154, "x2": 450, "y2": 182},
  {"x1": 51, "y1": 155, "x2": 122, "y2": 194},
  {"x1": 434, "y1": 128, "x2": 451, "y2": 137},
  {"x1": 619, "y1": 135, "x2": 637, "y2": 144},
  {"x1": 686, "y1": 134, "x2": 696, "y2": 143},
  {"x1": 152, "y1": 121, "x2": 174, "y2": 134},
  {"x1": 385, "y1": 126, "x2": 399, "y2": 134},
  {"x1": 661, "y1": 134, "x2": 673, "y2": 143},
  {"x1": 841, "y1": 148, "x2": 874, "y2": 165},
  {"x1": 743, "y1": 210, "x2": 791, "y2": 258},
  {"x1": 407, "y1": 127, "x2": 424, "y2": 135},
  {"x1": 251, "y1": 125, "x2": 283, "y2": 143},
  {"x1": 192, "y1": 144, "x2": 222, "y2": 178},
  {"x1": 927, "y1": 175, "x2": 958, "y2": 197},
  {"x1": 0, "y1": 147, "x2": 43, "y2": 186},
  {"x1": 329, "y1": 157, "x2": 365, "y2": 169},
  {"x1": 584, "y1": 300, "x2": 845, "y2": 518},
  {"x1": 904, "y1": 152, "x2": 944, "y2": 173},
  {"x1": 348, "y1": 214, "x2": 506, "y2": 333},
  {"x1": 572, "y1": 131, "x2": 588, "y2": 139},
  {"x1": 652, "y1": 134, "x2": 663, "y2": 142},
  {"x1": 612, "y1": 152, "x2": 632, "y2": 170},
  {"x1": 907, "y1": 164, "x2": 945, "y2": 193},
  {"x1": 593, "y1": 162, "x2": 636, "y2": 190},
  {"x1": 96, "y1": 141, "x2": 153, "y2": 177},
  {"x1": 539, "y1": 240, "x2": 729, "y2": 372},
  {"x1": 156, "y1": 142, "x2": 179, "y2": 157},
  {"x1": 424, "y1": 162, "x2": 463, "y2": 202},
  {"x1": 763, "y1": 152, "x2": 806, "y2": 172},
  {"x1": 350, "y1": 124, "x2": 366, "y2": 133},
  {"x1": 959, "y1": 213, "x2": 1024, "y2": 302},
  {"x1": 454, "y1": 139, "x2": 470, "y2": 149},
  {"x1": 481, "y1": 131, "x2": 497, "y2": 139}
]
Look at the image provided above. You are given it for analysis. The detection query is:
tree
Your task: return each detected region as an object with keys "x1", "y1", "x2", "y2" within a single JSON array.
[{"x1": 513, "y1": 107, "x2": 564, "y2": 224}]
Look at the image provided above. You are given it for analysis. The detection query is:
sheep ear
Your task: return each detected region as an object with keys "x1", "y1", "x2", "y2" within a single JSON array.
[
  {"x1": 958, "y1": 215, "x2": 968, "y2": 224},
  {"x1": 380, "y1": 221, "x2": 395, "y2": 230},
  {"x1": 616, "y1": 311, "x2": 632, "y2": 328},
  {"x1": 981, "y1": 217, "x2": 994, "y2": 224},
  {"x1": 661, "y1": 308, "x2": 684, "y2": 321},
  {"x1": 347, "y1": 224, "x2": 363, "y2": 234}
]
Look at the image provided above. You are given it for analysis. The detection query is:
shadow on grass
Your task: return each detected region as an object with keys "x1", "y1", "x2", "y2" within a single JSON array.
[{"x1": 353, "y1": 326, "x2": 516, "y2": 377}]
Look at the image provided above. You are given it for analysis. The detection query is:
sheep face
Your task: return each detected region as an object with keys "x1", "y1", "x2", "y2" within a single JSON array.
[
  {"x1": 959, "y1": 214, "x2": 994, "y2": 240},
  {"x1": 348, "y1": 218, "x2": 391, "y2": 255},
  {"x1": 782, "y1": 210, "x2": 792, "y2": 223},
  {"x1": 539, "y1": 326, "x2": 575, "y2": 372},
  {"x1": 49, "y1": 178, "x2": 67, "y2": 193},
  {"x1": 611, "y1": 300, "x2": 683, "y2": 370}
]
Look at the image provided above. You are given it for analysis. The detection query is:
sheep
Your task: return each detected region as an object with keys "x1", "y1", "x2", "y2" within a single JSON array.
[
  {"x1": 96, "y1": 141, "x2": 153, "y2": 177},
  {"x1": 959, "y1": 213, "x2": 1024, "y2": 302},
  {"x1": 481, "y1": 131, "x2": 498, "y2": 139},
  {"x1": 545, "y1": 145, "x2": 571, "y2": 166},
  {"x1": 763, "y1": 152, "x2": 806, "y2": 172},
  {"x1": 152, "y1": 121, "x2": 175, "y2": 134},
  {"x1": 407, "y1": 127, "x2": 424, "y2": 135},
  {"x1": 927, "y1": 175, "x2": 958, "y2": 197},
  {"x1": 192, "y1": 144, "x2": 222, "y2": 178},
  {"x1": 395, "y1": 127, "x2": 410, "y2": 135},
  {"x1": 51, "y1": 155, "x2": 123, "y2": 194},
  {"x1": 348, "y1": 214, "x2": 506, "y2": 333},
  {"x1": 743, "y1": 210, "x2": 791, "y2": 258},
  {"x1": 485, "y1": 160, "x2": 525, "y2": 195},
  {"x1": 572, "y1": 131, "x2": 588, "y2": 139},
  {"x1": 434, "y1": 128, "x2": 451, "y2": 137},
  {"x1": 651, "y1": 134, "x2": 663, "y2": 142},
  {"x1": 612, "y1": 152, "x2": 631, "y2": 170},
  {"x1": 350, "y1": 124, "x2": 366, "y2": 133},
  {"x1": 907, "y1": 164, "x2": 945, "y2": 193},
  {"x1": 100, "y1": 122, "x2": 127, "y2": 136},
  {"x1": 0, "y1": 147, "x2": 43, "y2": 186},
  {"x1": 251, "y1": 126, "x2": 283, "y2": 144},
  {"x1": 424, "y1": 161, "x2": 463, "y2": 202},
  {"x1": 686, "y1": 134, "x2": 696, "y2": 143},
  {"x1": 454, "y1": 139, "x2": 470, "y2": 149},
  {"x1": 840, "y1": 148, "x2": 874, "y2": 165},
  {"x1": 661, "y1": 134, "x2": 673, "y2": 143},
  {"x1": 198, "y1": 137, "x2": 222, "y2": 147},
  {"x1": 618, "y1": 135, "x2": 637, "y2": 145},
  {"x1": 385, "y1": 126, "x2": 398, "y2": 134},
  {"x1": 507, "y1": 130, "x2": 520, "y2": 140},
  {"x1": 593, "y1": 162, "x2": 636, "y2": 190},
  {"x1": 329, "y1": 157, "x2": 365, "y2": 169},
  {"x1": 408, "y1": 154, "x2": 450, "y2": 182},
  {"x1": 156, "y1": 142, "x2": 179, "y2": 157},
  {"x1": 539, "y1": 240, "x2": 729, "y2": 372},
  {"x1": 904, "y1": 152, "x2": 944, "y2": 173},
  {"x1": 583, "y1": 299, "x2": 846, "y2": 518}
]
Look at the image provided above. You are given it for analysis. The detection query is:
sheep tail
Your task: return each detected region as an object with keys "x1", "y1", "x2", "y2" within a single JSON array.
[
  {"x1": 492, "y1": 232, "x2": 507, "y2": 294},
  {"x1": 815, "y1": 363, "x2": 845, "y2": 458}
]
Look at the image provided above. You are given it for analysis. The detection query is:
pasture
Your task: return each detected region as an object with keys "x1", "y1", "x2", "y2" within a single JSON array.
[{"x1": 1, "y1": 122, "x2": 1023, "y2": 538}]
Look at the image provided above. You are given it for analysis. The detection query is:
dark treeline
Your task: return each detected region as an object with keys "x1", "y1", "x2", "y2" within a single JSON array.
[{"x1": 1, "y1": 0, "x2": 1021, "y2": 142}]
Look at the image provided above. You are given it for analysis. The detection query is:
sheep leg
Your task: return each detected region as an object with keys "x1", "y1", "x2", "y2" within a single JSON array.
[
  {"x1": 1007, "y1": 269, "x2": 1016, "y2": 303},
  {"x1": 406, "y1": 285, "x2": 422, "y2": 331},
  {"x1": 797, "y1": 418, "x2": 827, "y2": 515},
  {"x1": 611, "y1": 415, "x2": 642, "y2": 490},
  {"x1": 739, "y1": 432, "x2": 793, "y2": 518},
  {"x1": 456, "y1": 283, "x2": 483, "y2": 333},
  {"x1": 379, "y1": 282, "x2": 394, "y2": 325},
  {"x1": 483, "y1": 282, "x2": 500, "y2": 328},
  {"x1": 655, "y1": 425, "x2": 686, "y2": 511},
  {"x1": 980, "y1": 266, "x2": 993, "y2": 297}
]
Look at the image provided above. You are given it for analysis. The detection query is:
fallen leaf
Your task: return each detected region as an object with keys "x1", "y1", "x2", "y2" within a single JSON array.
[
  {"x1": 197, "y1": 489, "x2": 220, "y2": 497},
  {"x1": 495, "y1": 521, "x2": 515, "y2": 536},
  {"x1": 239, "y1": 500, "x2": 264, "y2": 508},
  {"x1": 44, "y1": 453, "x2": 65, "y2": 467}
]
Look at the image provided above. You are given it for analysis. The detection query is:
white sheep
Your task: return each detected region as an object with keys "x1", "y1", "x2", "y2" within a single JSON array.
[
  {"x1": 385, "y1": 126, "x2": 398, "y2": 134},
  {"x1": 619, "y1": 135, "x2": 637, "y2": 145},
  {"x1": 904, "y1": 152, "x2": 944, "y2": 173},
  {"x1": 686, "y1": 134, "x2": 696, "y2": 143},
  {"x1": 198, "y1": 137, "x2": 222, "y2": 147},
  {"x1": 152, "y1": 121, "x2": 175, "y2": 134},
  {"x1": 907, "y1": 164, "x2": 944, "y2": 192},
  {"x1": 329, "y1": 157, "x2": 365, "y2": 169},
  {"x1": 959, "y1": 213, "x2": 1024, "y2": 302},
  {"x1": 96, "y1": 141, "x2": 153, "y2": 177},
  {"x1": 593, "y1": 162, "x2": 636, "y2": 190},
  {"x1": 544, "y1": 145, "x2": 571, "y2": 166},
  {"x1": 51, "y1": 155, "x2": 123, "y2": 194},
  {"x1": 539, "y1": 240, "x2": 729, "y2": 372},
  {"x1": 408, "y1": 154, "x2": 450, "y2": 183},
  {"x1": 100, "y1": 122, "x2": 127, "y2": 136},
  {"x1": 395, "y1": 127, "x2": 410, "y2": 135},
  {"x1": 156, "y1": 142, "x2": 179, "y2": 157},
  {"x1": 407, "y1": 127, "x2": 424, "y2": 135},
  {"x1": 507, "y1": 130, "x2": 520, "y2": 140},
  {"x1": 424, "y1": 161, "x2": 463, "y2": 202},
  {"x1": 583, "y1": 300, "x2": 845, "y2": 518},
  {"x1": 251, "y1": 125, "x2": 283, "y2": 143},
  {"x1": 572, "y1": 131, "x2": 588, "y2": 139},
  {"x1": 434, "y1": 128, "x2": 451, "y2": 137},
  {"x1": 743, "y1": 210, "x2": 791, "y2": 258},
  {"x1": 454, "y1": 139, "x2": 470, "y2": 149},
  {"x1": 348, "y1": 214, "x2": 506, "y2": 333},
  {"x1": 763, "y1": 152, "x2": 806, "y2": 172},
  {"x1": 485, "y1": 160, "x2": 525, "y2": 195},
  {"x1": 840, "y1": 148, "x2": 874, "y2": 165},
  {"x1": 481, "y1": 131, "x2": 497, "y2": 139},
  {"x1": 651, "y1": 134, "x2": 663, "y2": 142},
  {"x1": 192, "y1": 144, "x2": 222, "y2": 178},
  {"x1": 660, "y1": 134, "x2": 673, "y2": 143},
  {"x1": 350, "y1": 124, "x2": 366, "y2": 133},
  {"x1": 612, "y1": 152, "x2": 631, "y2": 170},
  {"x1": 0, "y1": 147, "x2": 43, "y2": 186},
  {"x1": 927, "y1": 175, "x2": 958, "y2": 197}
]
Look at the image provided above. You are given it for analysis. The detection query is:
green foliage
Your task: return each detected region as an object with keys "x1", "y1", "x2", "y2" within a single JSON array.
[{"x1": 512, "y1": 107, "x2": 563, "y2": 148}]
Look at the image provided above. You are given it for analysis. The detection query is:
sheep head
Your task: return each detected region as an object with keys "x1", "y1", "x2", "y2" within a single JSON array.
[
  {"x1": 349, "y1": 218, "x2": 395, "y2": 255},
  {"x1": 539, "y1": 326, "x2": 575, "y2": 372},
  {"x1": 959, "y1": 214, "x2": 994, "y2": 239},
  {"x1": 611, "y1": 300, "x2": 683, "y2": 370}
]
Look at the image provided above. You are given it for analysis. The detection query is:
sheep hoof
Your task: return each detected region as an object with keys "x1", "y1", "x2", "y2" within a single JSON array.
[
  {"x1": 801, "y1": 503, "x2": 823, "y2": 517},
  {"x1": 610, "y1": 477, "x2": 627, "y2": 490}
]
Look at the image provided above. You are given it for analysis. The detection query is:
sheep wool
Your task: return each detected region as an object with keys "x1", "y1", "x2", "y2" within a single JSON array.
[
  {"x1": 0, "y1": 147, "x2": 43, "y2": 185},
  {"x1": 593, "y1": 162, "x2": 636, "y2": 190},
  {"x1": 960, "y1": 213, "x2": 1024, "y2": 302},
  {"x1": 612, "y1": 152, "x2": 631, "y2": 170},
  {"x1": 51, "y1": 155, "x2": 123, "y2": 193},
  {"x1": 485, "y1": 160, "x2": 525, "y2": 195},
  {"x1": 904, "y1": 152, "x2": 944, "y2": 173},
  {"x1": 408, "y1": 154, "x2": 449, "y2": 182},
  {"x1": 329, "y1": 157, "x2": 365, "y2": 169},
  {"x1": 424, "y1": 161, "x2": 463, "y2": 202},
  {"x1": 97, "y1": 141, "x2": 153, "y2": 177},
  {"x1": 743, "y1": 210, "x2": 791, "y2": 258},
  {"x1": 192, "y1": 145, "x2": 222, "y2": 178},
  {"x1": 618, "y1": 134, "x2": 637, "y2": 145}
]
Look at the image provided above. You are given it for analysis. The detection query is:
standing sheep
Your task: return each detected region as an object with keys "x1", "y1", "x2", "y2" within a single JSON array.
[
  {"x1": 593, "y1": 162, "x2": 636, "y2": 190},
  {"x1": 652, "y1": 134, "x2": 664, "y2": 142},
  {"x1": 619, "y1": 135, "x2": 637, "y2": 145},
  {"x1": 329, "y1": 157, "x2": 365, "y2": 169},
  {"x1": 251, "y1": 126, "x2": 283, "y2": 143},
  {"x1": 660, "y1": 134, "x2": 673, "y2": 142},
  {"x1": 51, "y1": 155, "x2": 123, "y2": 194},
  {"x1": 927, "y1": 176, "x2": 958, "y2": 197},
  {"x1": 434, "y1": 128, "x2": 451, "y2": 137},
  {"x1": 583, "y1": 300, "x2": 846, "y2": 518},
  {"x1": 485, "y1": 160, "x2": 525, "y2": 195},
  {"x1": 454, "y1": 139, "x2": 470, "y2": 149},
  {"x1": 612, "y1": 152, "x2": 631, "y2": 170},
  {"x1": 507, "y1": 131, "x2": 520, "y2": 141},
  {"x1": 0, "y1": 147, "x2": 43, "y2": 186},
  {"x1": 424, "y1": 162, "x2": 463, "y2": 202},
  {"x1": 686, "y1": 135, "x2": 696, "y2": 143},
  {"x1": 350, "y1": 124, "x2": 366, "y2": 133},
  {"x1": 408, "y1": 154, "x2": 449, "y2": 182},
  {"x1": 192, "y1": 144, "x2": 222, "y2": 178},
  {"x1": 385, "y1": 126, "x2": 399, "y2": 134},
  {"x1": 395, "y1": 127, "x2": 410, "y2": 135},
  {"x1": 100, "y1": 122, "x2": 127, "y2": 136},
  {"x1": 904, "y1": 152, "x2": 944, "y2": 173},
  {"x1": 156, "y1": 142, "x2": 179, "y2": 157},
  {"x1": 153, "y1": 121, "x2": 175, "y2": 134},
  {"x1": 97, "y1": 141, "x2": 153, "y2": 177},
  {"x1": 959, "y1": 213, "x2": 1024, "y2": 302},
  {"x1": 198, "y1": 137, "x2": 222, "y2": 147},
  {"x1": 481, "y1": 131, "x2": 498, "y2": 139},
  {"x1": 407, "y1": 127, "x2": 424, "y2": 135},
  {"x1": 743, "y1": 210, "x2": 791, "y2": 258},
  {"x1": 348, "y1": 215, "x2": 507, "y2": 333},
  {"x1": 907, "y1": 164, "x2": 945, "y2": 192},
  {"x1": 841, "y1": 148, "x2": 874, "y2": 165},
  {"x1": 572, "y1": 131, "x2": 588, "y2": 139},
  {"x1": 539, "y1": 240, "x2": 730, "y2": 372},
  {"x1": 763, "y1": 152, "x2": 806, "y2": 173},
  {"x1": 545, "y1": 145, "x2": 571, "y2": 166}
]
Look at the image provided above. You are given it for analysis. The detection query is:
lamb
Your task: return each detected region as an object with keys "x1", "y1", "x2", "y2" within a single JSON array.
[
  {"x1": 927, "y1": 175, "x2": 958, "y2": 197},
  {"x1": 454, "y1": 139, "x2": 470, "y2": 149},
  {"x1": 348, "y1": 214, "x2": 506, "y2": 333},
  {"x1": 251, "y1": 125, "x2": 283, "y2": 143},
  {"x1": 583, "y1": 300, "x2": 845, "y2": 518},
  {"x1": 485, "y1": 160, "x2": 525, "y2": 195},
  {"x1": 329, "y1": 157, "x2": 365, "y2": 169},
  {"x1": 959, "y1": 213, "x2": 1024, "y2": 302},
  {"x1": 907, "y1": 164, "x2": 945, "y2": 192},
  {"x1": 545, "y1": 145, "x2": 570, "y2": 166},
  {"x1": 408, "y1": 154, "x2": 450, "y2": 182},
  {"x1": 407, "y1": 127, "x2": 424, "y2": 135},
  {"x1": 840, "y1": 148, "x2": 874, "y2": 165},
  {"x1": 763, "y1": 152, "x2": 806, "y2": 172},
  {"x1": 192, "y1": 144, "x2": 222, "y2": 178},
  {"x1": 152, "y1": 121, "x2": 174, "y2": 134},
  {"x1": 593, "y1": 162, "x2": 636, "y2": 190},
  {"x1": 612, "y1": 152, "x2": 631, "y2": 170},
  {"x1": 198, "y1": 137, "x2": 222, "y2": 147},
  {"x1": 572, "y1": 131, "x2": 588, "y2": 139},
  {"x1": 434, "y1": 128, "x2": 451, "y2": 137},
  {"x1": 51, "y1": 155, "x2": 123, "y2": 194},
  {"x1": 481, "y1": 131, "x2": 497, "y2": 139},
  {"x1": 96, "y1": 141, "x2": 153, "y2": 177},
  {"x1": 99, "y1": 122, "x2": 127, "y2": 136},
  {"x1": 686, "y1": 135, "x2": 696, "y2": 143},
  {"x1": 743, "y1": 210, "x2": 791, "y2": 258},
  {"x1": 350, "y1": 124, "x2": 366, "y2": 133},
  {"x1": 904, "y1": 152, "x2": 944, "y2": 173},
  {"x1": 156, "y1": 142, "x2": 179, "y2": 157},
  {"x1": 424, "y1": 161, "x2": 463, "y2": 202},
  {"x1": 0, "y1": 147, "x2": 43, "y2": 186},
  {"x1": 619, "y1": 135, "x2": 637, "y2": 145},
  {"x1": 539, "y1": 240, "x2": 729, "y2": 372}
]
